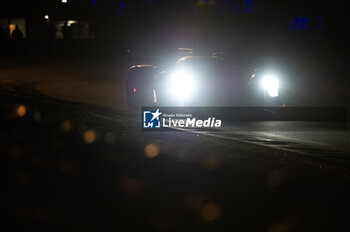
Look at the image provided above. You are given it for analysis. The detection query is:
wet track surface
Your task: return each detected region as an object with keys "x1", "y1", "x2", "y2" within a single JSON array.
[
  {"x1": 1, "y1": 57, "x2": 350, "y2": 231},
  {"x1": 2, "y1": 92, "x2": 350, "y2": 231},
  {"x1": 186, "y1": 121, "x2": 350, "y2": 165}
]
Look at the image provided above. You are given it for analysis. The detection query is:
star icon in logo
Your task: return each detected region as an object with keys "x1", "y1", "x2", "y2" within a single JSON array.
[{"x1": 150, "y1": 109, "x2": 162, "y2": 122}]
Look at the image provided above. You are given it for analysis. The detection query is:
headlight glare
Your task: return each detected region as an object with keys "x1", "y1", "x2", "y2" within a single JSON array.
[
  {"x1": 261, "y1": 74, "x2": 279, "y2": 97},
  {"x1": 169, "y1": 70, "x2": 197, "y2": 101}
]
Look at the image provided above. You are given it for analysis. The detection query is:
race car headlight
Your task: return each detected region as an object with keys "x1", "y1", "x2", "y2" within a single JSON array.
[
  {"x1": 261, "y1": 74, "x2": 279, "y2": 97},
  {"x1": 169, "y1": 70, "x2": 197, "y2": 101}
]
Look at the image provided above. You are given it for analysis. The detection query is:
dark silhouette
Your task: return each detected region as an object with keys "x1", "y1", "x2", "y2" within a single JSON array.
[
  {"x1": 0, "y1": 27, "x2": 6, "y2": 41},
  {"x1": 0, "y1": 27, "x2": 7, "y2": 55},
  {"x1": 45, "y1": 22, "x2": 56, "y2": 41},
  {"x1": 61, "y1": 22, "x2": 72, "y2": 40},
  {"x1": 11, "y1": 25, "x2": 23, "y2": 41}
]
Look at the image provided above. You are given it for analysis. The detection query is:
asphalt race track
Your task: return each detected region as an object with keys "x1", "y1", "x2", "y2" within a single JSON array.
[
  {"x1": 1, "y1": 56, "x2": 350, "y2": 231},
  {"x1": 1, "y1": 56, "x2": 348, "y2": 163}
]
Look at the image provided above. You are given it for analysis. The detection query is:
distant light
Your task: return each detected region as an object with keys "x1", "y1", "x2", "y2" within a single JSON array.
[
  {"x1": 261, "y1": 74, "x2": 279, "y2": 97},
  {"x1": 133, "y1": 87, "x2": 136, "y2": 93},
  {"x1": 44, "y1": 15, "x2": 49, "y2": 20},
  {"x1": 9, "y1": 24, "x2": 16, "y2": 38},
  {"x1": 153, "y1": 89, "x2": 157, "y2": 103},
  {"x1": 246, "y1": 0, "x2": 251, "y2": 13},
  {"x1": 67, "y1": 20, "x2": 77, "y2": 26},
  {"x1": 61, "y1": 0, "x2": 68, "y2": 3}
]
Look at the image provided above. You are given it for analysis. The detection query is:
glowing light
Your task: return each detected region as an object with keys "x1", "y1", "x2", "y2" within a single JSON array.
[
  {"x1": 169, "y1": 69, "x2": 197, "y2": 101},
  {"x1": 67, "y1": 20, "x2": 77, "y2": 26},
  {"x1": 261, "y1": 74, "x2": 279, "y2": 97},
  {"x1": 16, "y1": 105, "x2": 26, "y2": 117},
  {"x1": 133, "y1": 87, "x2": 136, "y2": 93},
  {"x1": 153, "y1": 89, "x2": 157, "y2": 103},
  {"x1": 200, "y1": 203, "x2": 222, "y2": 222},
  {"x1": 144, "y1": 143, "x2": 159, "y2": 159},
  {"x1": 83, "y1": 130, "x2": 97, "y2": 144},
  {"x1": 246, "y1": 0, "x2": 251, "y2": 13},
  {"x1": 61, "y1": 0, "x2": 68, "y2": 3},
  {"x1": 9, "y1": 24, "x2": 16, "y2": 38},
  {"x1": 44, "y1": 15, "x2": 49, "y2": 20},
  {"x1": 61, "y1": 120, "x2": 72, "y2": 132}
]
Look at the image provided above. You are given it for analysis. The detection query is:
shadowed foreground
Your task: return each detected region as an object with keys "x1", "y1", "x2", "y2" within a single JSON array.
[{"x1": 1, "y1": 94, "x2": 350, "y2": 231}]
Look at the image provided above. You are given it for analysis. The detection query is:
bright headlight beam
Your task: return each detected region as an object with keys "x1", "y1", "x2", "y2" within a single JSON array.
[
  {"x1": 261, "y1": 74, "x2": 279, "y2": 97},
  {"x1": 169, "y1": 70, "x2": 196, "y2": 101}
]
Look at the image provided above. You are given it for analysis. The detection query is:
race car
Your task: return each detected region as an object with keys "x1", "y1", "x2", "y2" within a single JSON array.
[{"x1": 126, "y1": 48, "x2": 283, "y2": 109}]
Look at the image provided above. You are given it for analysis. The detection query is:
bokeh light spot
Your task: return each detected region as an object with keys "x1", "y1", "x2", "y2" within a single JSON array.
[
  {"x1": 61, "y1": 120, "x2": 73, "y2": 132},
  {"x1": 144, "y1": 143, "x2": 159, "y2": 159},
  {"x1": 16, "y1": 105, "x2": 27, "y2": 117},
  {"x1": 83, "y1": 130, "x2": 97, "y2": 144},
  {"x1": 200, "y1": 203, "x2": 222, "y2": 222}
]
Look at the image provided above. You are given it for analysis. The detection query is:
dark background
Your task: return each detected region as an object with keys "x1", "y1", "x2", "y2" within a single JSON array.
[
  {"x1": 1, "y1": 0, "x2": 348, "y2": 107},
  {"x1": 1, "y1": 1, "x2": 350, "y2": 231}
]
